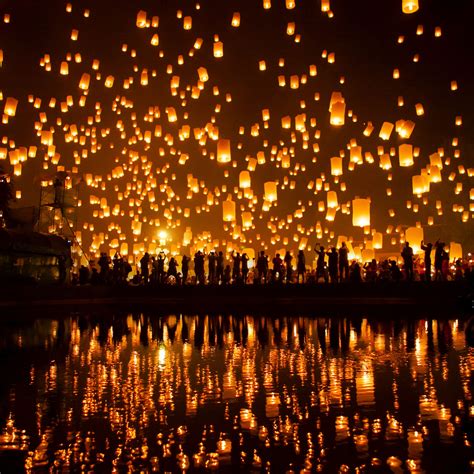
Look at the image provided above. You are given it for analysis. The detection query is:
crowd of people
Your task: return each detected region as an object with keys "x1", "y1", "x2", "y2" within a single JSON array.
[{"x1": 73, "y1": 239, "x2": 473, "y2": 287}]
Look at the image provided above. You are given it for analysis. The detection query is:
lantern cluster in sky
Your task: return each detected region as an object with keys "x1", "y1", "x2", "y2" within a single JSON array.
[{"x1": 0, "y1": 0, "x2": 471, "y2": 260}]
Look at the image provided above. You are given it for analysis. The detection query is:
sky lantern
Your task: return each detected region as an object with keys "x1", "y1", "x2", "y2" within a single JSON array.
[
  {"x1": 223, "y1": 197, "x2": 236, "y2": 222},
  {"x1": 327, "y1": 191, "x2": 338, "y2": 208},
  {"x1": 379, "y1": 122, "x2": 394, "y2": 140},
  {"x1": 330, "y1": 101, "x2": 345, "y2": 126},
  {"x1": 352, "y1": 198, "x2": 370, "y2": 227},
  {"x1": 264, "y1": 181, "x2": 277, "y2": 202},
  {"x1": 183, "y1": 16, "x2": 192, "y2": 30},
  {"x1": 402, "y1": 0, "x2": 419, "y2": 14},
  {"x1": 242, "y1": 212, "x2": 253, "y2": 229},
  {"x1": 239, "y1": 171, "x2": 251, "y2": 188},
  {"x1": 4, "y1": 97, "x2": 18, "y2": 116},
  {"x1": 217, "y1": 139, "x2": 231, "y2": 163},
  {"x1": 136, "y1": 10, "x2": 147, "y2": 28},
  {"x1": 231, "y1": 12, "x2": 241, "y2": 27},
  {"x1": 60, "y1": 61, "x2": 69, "y2": 75},
  {"x1": 399, "y1": 144, "x2": 414, "y2": 167},
  {"x1": 79, "y1": 73, "x2": 90, "y2": 90},
  {"x1": 330, "y1": 156, "x2": 343, "y2": 176},
  {"x1": 373, "y1": 232, "x2": 383, "y2": 249},
  {"x1": 405, "y1": 227, "x2": 423, "y2": 252},
  {"x1": 213, "y1": 41, "x2": 224, "y2": 58},
  {"x1": 197, "y1": 67, "x2": 209, "y2": 82}
]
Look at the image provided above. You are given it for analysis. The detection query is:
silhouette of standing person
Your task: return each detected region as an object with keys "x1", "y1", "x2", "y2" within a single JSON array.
[
  {"x1": 194, "y1": 251, "x2": 205, "y2": 284},
  {"x1": 296, "y1": 250, "x2": 306, "y2": 284},
  {"x1": 216, "y1": 251, "x2": 224, "y2": 284},
  {"x1": 208, "y1": 251, "x2": 217, "y2": 284},
  {"x1": 327, "y1": 247, "x2": 338, "y2": 284},
  {"x1": 181, "y1": 254, "x2": 190, "y2": 285},
  {"x1": 241, "y1": 253, "x2": 249, "y2": 284},
  {"x1": 256, "y1": 251, "x2": 268, "y2": 284},
  {"x1": 140, "y1": 252, "x2": 150, "y2": 284},
  {"x1": 314, "y1": 244, "x2": 327, "y2": 283},
  {"x1": 272, "y1": 253, "x2": 283, "y2": 283},
  {"x1": 284, "y1": 251, "x2": 293, "y2": 284},
  {"x1": 232, "y1": 252, "x2": 241, "y2": 283},
  {"x1": 421, "y1": 240, "x2": 433, "y2": 282},
  {"x1": 401, "y1": 242, "x2": 414, "y2": 281},
  {"x1": 338, "y1": 242, "x2": 349, "y2": 282}
]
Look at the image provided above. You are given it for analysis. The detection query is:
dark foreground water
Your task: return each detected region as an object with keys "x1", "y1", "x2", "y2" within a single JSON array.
[{"x1": 0, "y1": 313, "x2": 473, "y2": 473}]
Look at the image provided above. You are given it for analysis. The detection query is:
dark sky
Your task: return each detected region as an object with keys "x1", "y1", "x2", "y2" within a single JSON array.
[{"x1": 0, "y1": 0, "x2": 473, "y2": 255}]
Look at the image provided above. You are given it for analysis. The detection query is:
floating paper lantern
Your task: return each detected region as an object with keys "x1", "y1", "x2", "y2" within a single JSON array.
[
  {"x1": 402, "y1": 0, "x2": 419, "y2": 14},
  {"x1": 223, "y1": 198, "x2": 236, "y2": 222},
  {"x1": 449, "y1": 242, "x2": 462, "y2": 260},
  {"x1": 330, "y1": 101, "x2": 345, "y2": 126},
  {"x1": 327, "y1": 191, "x2": 338, "y2": 208},
  {"x1": 213, "y1": 42, "x2": 223, "y2": 58},
  {"x1": 379, "y1": 122, "x2": 394, "y2": 140},
  {"x1": 352, "y1": 198, "x2": 370, "y2": 227},
  {"x1": 264, "y1": 181, "x2": 277, "y2": 202},
  {"x1": 330, "y1": 157, "x2": 343, "y2": 176},
  {"x1": 373, "y1": 232, "x2": 383, "y2": 249},
  {"x1": 4, "y1": 97, "x2": 18, "y2": 117},
  {"x1": 79, "y1": 73, "x2": 90, "y2": 90},
  {"x1": 405, "y1": 227, "x2": 423, "y2": 252},
  {"x1": 399, "y1": 144, "x2": 414, "y2": 167},
  {"x1": 217, "y1": 139, "x2": 231, "y2": 163},
  {"x1": 231, "y1": 12, "x2": 240, "y2": 27},
  {"x1": 239, "y1": 171, "x2": 251, "y2": 188}
]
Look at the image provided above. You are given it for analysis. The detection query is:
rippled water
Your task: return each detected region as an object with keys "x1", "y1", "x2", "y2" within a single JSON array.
[{"x1": 0, "y1": 312, "x2": 473, "y2": 473}]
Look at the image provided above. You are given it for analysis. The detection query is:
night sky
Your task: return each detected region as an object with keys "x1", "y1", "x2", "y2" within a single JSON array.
[{"x1": 1, "y1": 0, "x2": 473, "y2": 257}]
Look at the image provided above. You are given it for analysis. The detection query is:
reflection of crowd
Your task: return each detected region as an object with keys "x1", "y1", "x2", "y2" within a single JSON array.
[{"x1": 72, "y1": 239, "x2": 473, "y2": 286}]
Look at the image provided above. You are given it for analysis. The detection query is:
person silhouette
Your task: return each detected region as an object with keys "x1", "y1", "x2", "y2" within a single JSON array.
[
  {"x1": 421, "y1": 240, "x2": 433, "y2": 282},
  {"x1": 401, "y1": 242, "x2": 414, "y2": 281}
]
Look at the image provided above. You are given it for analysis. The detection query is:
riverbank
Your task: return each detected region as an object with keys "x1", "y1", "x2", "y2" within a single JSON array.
[{"x1": 0, "y1": 280, "x2": 472, "y2": 314}]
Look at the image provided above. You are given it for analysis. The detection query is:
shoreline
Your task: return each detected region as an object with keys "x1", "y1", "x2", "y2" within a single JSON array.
[{"x1": 0, "y1": 281, "x2": 472, "y2": 314}]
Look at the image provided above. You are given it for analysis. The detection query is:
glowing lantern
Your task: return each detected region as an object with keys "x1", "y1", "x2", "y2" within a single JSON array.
[
  {"x1": 79, "y1": 73, "x2": 90, "y2": 90},
  {"x1": 60, "y1": 61, "x2": 69, "y2": 75},
  {"x1": 379, "y1": 122, "x2": 394, "y2": 140},
  {"x1": 197, "y1": 67, "x2": 209, "y2": 82},
  {"x1": 4, "y1": 97, "x2": 18, "y2": 117},
  {"x1": 352, "y1": 199, "x2": 370, "y2": 227},
  {"x1": 231, "y1": 12, "x2": 240, "y2": 27},
  {"x1": 402, "y1": 0, "x2": 419, "y2": 13},
  {"x1": 264, "y1": 181, "x2": 277, "y2": 202},
  {"x1": 399, "y1": 144, "x2": 414, "y2": 167},
  {"x1": 136, "y1": 10, "x2": 147, "y2": 28},
  {"x1": 223, "y1": 198, "x2": 236, "y2": 222},
  {"x1": 415, "y1": 103, "x2": 424, "y2": 116},
  {"x1": 373, "y1": 232, "x2": 383, "y2": 249},
  {"x1": 327, "y1": 191, "x2": 338, "y2": 208},
  {"x1": 217, "y1": 139, "x2": 231, "y2": 163},
  {"x1": 330, "y1": 156, "x2": 343, "y2": 176},
  {"x1": 405, "y1": 227, "x2": 423, "y2": 253},
  {"x1": 213, "y1": 42, "x2": 224, "y2": 58},
  {"x1": 183, "y1": 16, "x2": 192, "y2": 30},
  {"x1": 330, "y1": 101, "x2": 345, "y2": 126},
  {"x1": 449, "y1": 242, "x2": 462, "y2": 261},
  {"x1": 242, "y1": 212, "x2": 253, "y2": 229},
  {"x1": 239, "y1": 171, "x2": 251, "y2": 188}
]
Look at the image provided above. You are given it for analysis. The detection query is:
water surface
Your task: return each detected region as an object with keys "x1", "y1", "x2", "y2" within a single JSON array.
[{"x1": 0, "y1": 312, "x2": 472, "y2": 473}]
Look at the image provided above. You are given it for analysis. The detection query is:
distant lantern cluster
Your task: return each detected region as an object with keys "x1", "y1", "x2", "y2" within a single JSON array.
[{"x1": 0, "y1": 0, "x2": 471, "y2": 262}]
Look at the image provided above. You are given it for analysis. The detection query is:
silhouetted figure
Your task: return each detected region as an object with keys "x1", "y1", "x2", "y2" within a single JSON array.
[
  {"x1": 194, "y1": 251, "x2": 205, "y2": 284},
  {"x1": 181, "y1": 255, "x2": 190, "y2": 284},
  {"x1": 296, "y1": 250, "x2": 306, "y2": 284},
  {"x1": 98, "y1": 252, "x2": 110, "y2": 282},
  {"x1": 349, "y1": 261, "x2": 362, "y2": 283},
  {"x1": 140, "y1": 252, "x2": 150, "y2": 284},
  {"x1": 90, "y1": 267, "x2": 100, "y2": 285},
  {"x1": 223, "y1": 264, "x2": 231, "y2": 285},
  {"x1": 389, "y1": 260, "x2": 401, "y2": 282},
  {"x1": 434, "y1": 240, "x2": 445, "y2": 281},
  {"x1": 327, "y1": 247, "x2": 338, "y2": 283},
  {"x1": 232, "y1": 252, "x2": 241, "y2": 282},
  {"x1": 216, "y1": 251, "x2": 224, "y2": 284},
  {"x1": 364, "y1": 259, "x2": 377, "y2": 283},
  {"x1": 256, "y1": 251, "x2": 268, "y2": 284},
  {"x1": 284, "y1": 251, "x2": 293, "y2": 283},
  {"x1": 314, "y1": 244, "x2": 327, "y2": 283},
  {"x1": 421, "y1": 240, "x2": 433, "y2": 282},
  {"x1": 156, "y1": 253, "x2": 165, "y2": 284},
  {"x1": 168, "y1": 257, "x2": 178, "y2": 280},
  {"x1": 241, "y1": 253, "x2": 249, "y2": 283},
  {"x1": 338, "y1": 242, "x2": 349, "y2": 282},
  {"x1": 79, "y1": 265, "x2": 90, "y2": 285},
  {"x1": 208, "y1": 251, "x2": 217, "y2": 284},
  {"x1": 401, "y1": 242, "x2": 414, "y2": 281},
  {"x1": 272, "y1": 253, "x2": 283, "y2": 283}
]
